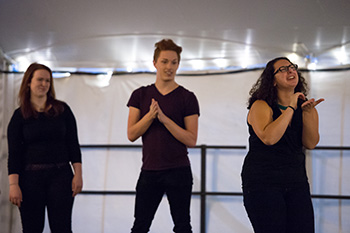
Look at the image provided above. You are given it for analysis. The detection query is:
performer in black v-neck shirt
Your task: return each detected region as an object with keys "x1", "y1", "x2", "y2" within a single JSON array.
[{"x1": 127, "y1": 39, "x2": 200, "y2": 233}]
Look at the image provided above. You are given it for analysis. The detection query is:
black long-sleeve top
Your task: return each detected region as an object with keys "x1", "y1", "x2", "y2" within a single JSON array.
[{"x1": 7, "y1": 102, "x2": 82, "y2": 175}]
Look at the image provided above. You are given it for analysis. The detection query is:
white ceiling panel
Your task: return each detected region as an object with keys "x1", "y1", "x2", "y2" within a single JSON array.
[{"x1": 1, "y1": 0, "x2": 349, "y2": 72}]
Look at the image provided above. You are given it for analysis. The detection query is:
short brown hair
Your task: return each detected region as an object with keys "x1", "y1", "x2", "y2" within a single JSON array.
[{"x1": 153, "y1": 39, "x2": 182, "y2": 62}]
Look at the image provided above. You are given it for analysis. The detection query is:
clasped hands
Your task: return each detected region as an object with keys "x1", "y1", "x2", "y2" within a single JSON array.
[{"x1": 149, "y1": 98, "x2": 166, "y2": 123}]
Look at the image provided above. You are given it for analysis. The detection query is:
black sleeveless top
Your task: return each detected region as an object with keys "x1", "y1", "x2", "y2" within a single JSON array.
[{"x1": 241, "y1": 101, "x2": 308, "y2": 188}]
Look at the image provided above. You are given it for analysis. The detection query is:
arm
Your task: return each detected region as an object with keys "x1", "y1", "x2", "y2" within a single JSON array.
[
  {"x1": 63, "y1": 104, "x2": 83, "y2": 196},
  {"x1": 156, "y1": 101, "x2": 199, "y2": 147},
  {"x1": 72, "y1": 162, "x2": 83, "y2": 197},
  {"x1": 8, "y1": 174, "x2": 22, "y2": 207},
  {"x1": 7, "y1": 110, "x2": 24, "y2": 207},
  {"x1": 302, "y1": 98, "x2": 324, "y2": 149},
  {"x1": 65, "y1": 103, "x2": 82, "y2": 162},
  {"x1": 248, "y1": 100, "x2": 294, "y2": 145},
  {"x1": 7, "y1": 110, "x2": 25, "y2": 175},
  {"x1": 127, "y1": 99, "x2": 158, "y2": 142}
]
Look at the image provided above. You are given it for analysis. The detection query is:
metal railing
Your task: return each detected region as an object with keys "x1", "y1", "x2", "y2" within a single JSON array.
[{"x1": 79, "y1": 144, "x2": 350, "y2": 233}]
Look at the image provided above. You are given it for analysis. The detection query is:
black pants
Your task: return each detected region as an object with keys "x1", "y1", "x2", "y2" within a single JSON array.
[
  {"x1": 19, "y1": 164, "x2": 74, "y2": 233},
  {"x1": 131, "y1": 166, "x2": 193, "y2": 233},
  {"x1": 243, "y1": 182, "x2": 314, "y2": 233}
]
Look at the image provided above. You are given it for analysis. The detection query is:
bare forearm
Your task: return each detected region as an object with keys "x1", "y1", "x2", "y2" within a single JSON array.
[
  {"x1": 302, "y1": 110, "x2": 320, "y2": 149},
  {"x1": 8, "y1": 174, "x2": 19, "y2": 186},
  {"x1": 258, "y1": 108, "x2": 294, "y2": 145},
  {"x1": 161, "y1": 116, "x2": 197, "y2": 147},
  {"x1": 72, "y1": 162, "x2": 82, "y2": 176},
  {"x1": 128, "y1": 112, "x2": 154, "y2": 142},
  {"x1": 71, "y1": 162, "x2": 83, "y2": 196}
]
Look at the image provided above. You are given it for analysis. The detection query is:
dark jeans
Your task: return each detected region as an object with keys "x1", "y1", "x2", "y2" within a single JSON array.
[
  {"x1": 243, "y1": 182, "x2": 314, "y2": 233},
  {"x1": 19, "y1": 164, "x2": 74, "y2": 233},
  {"x1": 131, "y1": 166, "x2": 193, "y2": 233}
]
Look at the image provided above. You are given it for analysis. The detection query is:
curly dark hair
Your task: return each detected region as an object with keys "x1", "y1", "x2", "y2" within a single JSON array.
[{"x1": 247, "y1": 57, "x2": 308, "y2": 109}]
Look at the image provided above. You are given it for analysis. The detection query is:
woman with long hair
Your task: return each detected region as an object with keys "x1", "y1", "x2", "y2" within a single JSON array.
[
  {"x1": 241, "y1": 57, "x2": 324, "y2": 233},
  {"x1": 7, "y1": 63, "x2": 82, "y2": 233}
]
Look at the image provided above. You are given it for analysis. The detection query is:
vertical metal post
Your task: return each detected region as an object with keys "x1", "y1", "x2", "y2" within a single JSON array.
[{"x1": 200, "y1": 145, "x2": 206, "y2": 233}]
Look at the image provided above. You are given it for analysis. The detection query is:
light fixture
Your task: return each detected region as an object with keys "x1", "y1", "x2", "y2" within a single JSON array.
[
  {"x1": 96, "y1": 71, "x2": 112, "y2": 87},
  {"x1": 335, "y1": 46, "x2": 348, "y2": 65},
  {"x1": 287, "y1": 53, "x2": 299, "y2": 63},
  {"x1": 15, "y1": 56, "x2": 31, "y2": 72},
  {"x1": 52, "y1": 72, "x2": 71, "y2": 78},
  {"x1": 213, "y1": 58, "x2": 228, "y2": 69},
  {"x1": 307, "y1": 63, "x2": 317, "y2": 70},
  {"x1": 190, "y1": 59, "x2": 205, "y2": 70}
]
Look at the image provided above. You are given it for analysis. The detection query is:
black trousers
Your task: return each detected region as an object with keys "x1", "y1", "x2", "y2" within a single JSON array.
[
  {"x1": 19, "y1": 164, "x2": 74, "y2": 233},
  {"x1": 131, "y1": 166, "x2": 193, "y2": 233},
  {"x1": 243, "y1": 182, "x2": 315, "y2": 233}
]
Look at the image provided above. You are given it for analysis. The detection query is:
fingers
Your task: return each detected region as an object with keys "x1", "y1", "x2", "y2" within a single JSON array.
[
  {"x1": 151, "y1": 98, "x2": 164, "y2": 117},
  {"x1": 72, "y1": 186, "x2": 81, "y2": 197},
  {"x1": 151, "y1": 99, "x2": 159, "y2": 109},
  {"x1": 152, "y1": 99, "x2": 159, "y2": 108},
  {"x1": 290, "y1": 92, "x2": 305, "y2": 109},
  {"x1": 295, "y1": 92, "x2": 306, "y2": 100},
  {"x1": 9, "y1": 186, "x2": 22, "y2": 207},
  {"x1": 72, "y1": 188, "x2": 79, "y2": 197},
  {"x1": 302, "y1": 99, "x2": 315, "y2": 108},
  {"x1": 293, "y1": 94, "x2": 324, "y2": 110},
  {"x1": 150, "y1": 99, "x2": 166, "y2": 122},
  {"x1": 301, "y1": 99, "x2": 313, "y2": 108},
  {"x1": 72, "y1": 183, "x2": 76, "y2": 197},
  {"x1": 301, "y1": 98, "x2": 324, "y2": 110},
  {"x1": 72, "y1": 182, "x2": 83, "y2": 197},
  {"x1": 15, "y1": 199, "x2": 22, "y2": 207},
  {"x1": 149, "y1": 99, "x2": 158, "y2": 118},
  {"x1": 314, "y1": 98, "x2": 325, "y2": 106},
  {"x1": 10, "y1": 197, "x2": 22, "y2": 207}
]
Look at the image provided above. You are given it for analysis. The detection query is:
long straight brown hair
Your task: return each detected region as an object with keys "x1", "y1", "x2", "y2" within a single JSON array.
[{"x1": 18, "y1": 63, "x2": 64, "y2": 119}]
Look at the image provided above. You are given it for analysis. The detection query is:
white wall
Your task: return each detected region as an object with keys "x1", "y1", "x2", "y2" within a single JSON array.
[{"x1": 1, "y1": 70, "x2": 349, "y2": 233}]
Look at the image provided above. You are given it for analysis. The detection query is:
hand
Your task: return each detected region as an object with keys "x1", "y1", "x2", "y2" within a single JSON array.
[
  {"x1": 9, "y1": 184, "x2": 22, "y2": 207},
  {"x1": 149, "y1": 98, "x2": 158, "y2": 119},
  {"x1": 290, "y1": 92, "x2": 306, "y2": 109},
  {"x1": 72, "y1": 174, "x2": 83, "y2": 197},
  {"x1": 154, "y1": 101, "x2": 167, "y2": 123},
  {"x1": 301, "y1": 98, "x2": 325, "y2": 112}
]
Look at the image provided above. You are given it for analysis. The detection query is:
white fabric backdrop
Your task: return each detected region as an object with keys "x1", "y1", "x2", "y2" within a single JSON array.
[{"x1": 0, "y1": 70, "x2": 349, "y2": 233}]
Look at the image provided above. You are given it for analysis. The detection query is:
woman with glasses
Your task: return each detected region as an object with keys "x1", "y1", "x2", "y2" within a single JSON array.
[{"x1": 241, "y1": 57, "x2": 324, "y2": 233}]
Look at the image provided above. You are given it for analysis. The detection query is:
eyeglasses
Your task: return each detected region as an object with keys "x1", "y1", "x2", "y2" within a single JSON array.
[{"x1": 273, "y1": 64, "x2": 298, "y2": 75}]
